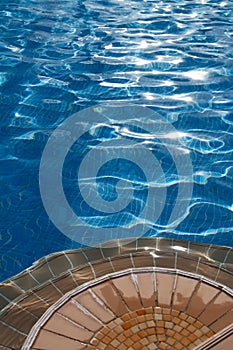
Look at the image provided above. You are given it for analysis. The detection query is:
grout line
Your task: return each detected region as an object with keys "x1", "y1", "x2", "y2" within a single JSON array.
[
  {"x1": 63, "y1": 252, "x2": 74, "y2": 269},
  {"x1": 0, "y1": 319, "x2": 27, "y2": 337},
  {"x1": 108, "y1": 257, "x2": 116, "y2": 272},
  {"x1": 196, "y1": 290, "x2": 222, "y2": 319},
  {"x1": 88, "y1": 262, "x2": 97, "y2": 280}
]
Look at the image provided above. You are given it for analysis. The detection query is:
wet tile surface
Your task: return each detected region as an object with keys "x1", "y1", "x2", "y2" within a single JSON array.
[
  {"x1": 0, "y1": 238, "x2": 232, "y2": 350},
  {"x1": 157, "y1": 273, "x2": 175, "y2": 307},
  {"x1": 111, "y1": 275, "x2": 142, "y2": 311},
  {"x1": 25, "y1": 271, "x2": 232, "y2": 350},
  {"x1": 172, "y1": 276, "x2": 199, "y2": 311},
  {"x1": 44, "y1": 312, "x2": 93, "y2": 342},
  {"x1": 198, "y1": 292, "x2": 233, "y2": 326},
  {"x1": 186, "y1": 282, "x2": 219, "y2": 318},
  {"x1": 75, "y1": 290, "x2": 115, "y2": 323},
  {"x1": 92, "y1": 280, "x2": 128, "y2": 316},
  {"x1": 58, "y1": 300, "x2": 102, "y2": 332},
  {"x1": 33, "y1": 329, "x2": 85, "y2": 350}
]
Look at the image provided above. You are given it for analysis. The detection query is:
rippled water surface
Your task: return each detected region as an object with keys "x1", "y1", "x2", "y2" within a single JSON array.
[{"x1": 1, "y1": 0, "x2": 233, "y2": 280}]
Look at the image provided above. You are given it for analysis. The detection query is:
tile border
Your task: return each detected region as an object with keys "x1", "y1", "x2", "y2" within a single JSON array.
[{"x1": 22, "y1": 267, "x2": 233, "y2": 350}]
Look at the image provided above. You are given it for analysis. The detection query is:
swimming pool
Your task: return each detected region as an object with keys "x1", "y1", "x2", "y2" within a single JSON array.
[{"x1": 0, "y1": 0, "x2": 233, "y2": 281}]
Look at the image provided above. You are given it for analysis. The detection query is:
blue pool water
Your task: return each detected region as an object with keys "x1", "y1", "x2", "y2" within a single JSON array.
[{"x1": 0, "y1": 0, "x2": 233, "y2": 280}]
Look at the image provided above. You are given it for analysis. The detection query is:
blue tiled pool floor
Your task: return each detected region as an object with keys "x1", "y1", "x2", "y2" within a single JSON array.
[{"x1": 0, "y1": 0, "x2": 233, "y2": 280}]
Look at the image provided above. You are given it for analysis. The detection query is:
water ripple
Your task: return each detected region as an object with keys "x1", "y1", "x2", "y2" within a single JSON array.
[{"x1": 0, "y1": 0, "x2": 233, "y2": 279}]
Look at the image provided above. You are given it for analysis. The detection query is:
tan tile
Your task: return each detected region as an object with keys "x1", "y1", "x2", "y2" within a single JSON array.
[
  {"x1": 186, "y1": 315, "x2": 195, "y2": 324},
  {"x1": 166, "y1": 329, "x2": 175, "y2": 337},
  {"x1": 53, "y1": 275, "x2": 77, "y2": 295},
  {"x1": 65, "y1": 251, "x2": 87, "y2": 267},
  {"x1": 132, "y1": 254, "x2": 154, "y2": 268},
  {"x1": 145, "y1": 306, "x2": 153, "y2": 314},
  {"x1": 216, "y1": 269, "x2": 233, "y2": 290},
  {"x1": 121, "y1": 313, "x2": 130, "y2": 321},
  {"x1": 102, "y1": 335, "x2": 111, "y2": 344},
  {"x1": 147, "y1": 320, "x2": 155, "y2": 327},
  {"x1": 187, "y1": 324, "x2": 196, "y2": 333},
  {"x1": 196, "y1": 263, "x2": 219, "y2": 281},
  {"x1": 92, "y1": 280, "x2": 128, "y2": 317},
  {"x1": 156, "y1": 327, "x2": 165, "y2": 335},
  {"x1": 167, "y1": 337, "x2": 176, "y2": 345},
  {"x1": 148, "y1": 327, "x2": 156, "y2": 335},
  {"x1": 111, "y1": 275, "x2": 142, "y2": 311},
  {"x1": 145, "y1": 314, "x2": 154, "y2": 321},
  {"x1": 164, "y1": 314, "x2": 172, "y2": 321},
  {"x1": 135, "y1": 272, "x2": 156, "y2": 308},
  {"x1": 158, "y1": 343, "x2": 167, "y2": 349},
  {"x1": 162, "y1": 307, "x2": 171, "y2": 314},
  {"x1": 148, "y1": 344, "x2": 157, "y2": 350},
  {"x1": 194, "y1": 329, "x2": 203, "y2": 337},
  {"x1": 154, "y1": 313, "x2": 163, "y2": 320},
  {"x1": 138, "y1": 330, "x2": 147, "y2": 338},
  {"x1": 108, "y1": 330, "x2": 117, "y2": 339},
  {"x1": 199, "y1": 292, "x2": 233, "y2": 325},
  {"x1": 111, "y1": 256, "x2": 133, "y2": 271},
  {"x1": 156, "y1": 273, "x2": 175, "y2": 307},
  {"x1": 174, "y1": 325, "x2": 182, "y2": 333},
  {"x1": 0, "y1": 322, "x2": 26, "y2": 349},
  {"x1": 91, "y1": 260, "x2": 114, "y2": 278},
  {"x1": 136, "y1": 309, "x2": 145, "y2": 316},
  {"x1": 140, "y1": 337, "x2": 149, "y2": 345},
  {"x1": 122, "y1": 322, "x2": 131, "y2": 330},
  {"x1": 33, "y1": 329, "x2": 84, "y2": 350},
  {"x1": 75, "y1": 290, "x2": 115, "y2": 323},
  {"x1": 123, "y1": 329, "x2": 133, "y2": 338},
  {"x1": 58, "y1": 300, "x2": 102, "y2": 331},
  {"x1": 124, "y1": 338, "x2": 133, "y2": 347},
  {"x1": 30, "y1": 264, "x2": 54, "y2": 284},
  {"x1": 131, "y1": 325, "x2": 140, "y2": 333},
  {"x1": 179, "y1": 312, "x2": 188, "y2": 320},
  {"x1": 186, "y1": 282, "x2": 219, "y2": 318},
  {"x1": 172, "y1": 276, "x2": 198, "y2": 311},
  {"x1": 34, "y1": 283, "x2": 62, "y2": 306},
  {"x1": 13, "y1": 272, "x2": 39, "y2": 291},
  {"x1": 181, "y1": 337, "x2": 191, "y2": 346},
  {"x1": 210, "y1": 309, "x2": 233, "y2": 332},
  {"x1": 0, "y1": 305, "x2": 37, "y2": 334},
  {"x1": 171, "y1": 309, "x2": 179, "y2": 317},
  {"x1": 47, "y1": 255, "x2": 72, "y2": 276},
  {"x1": 17, "y1": 293, "x2": 49, "y2": 318},
  {"x1": 44, "y1": 313, "x2": 93, "y2": 342},
  {"x1": 154, "y1": 306, "x2": 163, "y2": 313},
  {"x1": 174, "y1": 332, "x2": 182, "y2": 341},
  {"x1": 96, "y1": 332, "x2": 104, "y2": 340},
  {"x1": 156, "y1": 256, "x2": 175, "y2": 269},
  {"x1": 173, "y1": 317, "x2": 181, "y2": 325},
  {"x1": 165, "y1": 321, "x2": 173, "y2": 329},
  {"x1": 156, "y1": 320, "x2": 164, "y2": 327},
  {"x1": 180, "y1": 320, "x2": 188, "y2": 328},
  {"x1": 157, "y1": 334, "x2": 166, "y2": 341},
  {"x1": 129, "y1": 318, "x2": 137, "y2": 326},
  {"x1": 90, "y1": 338, "x2": 98, "y2": 346},
  {"x1": 148, "y1": 334, "x2": 157, "y2": 343},
  {"x1": 131, "y1": 334, "x2": 141, "y2": 342},
  {"x1": 72, "y1": 265, "x2": 95, "y2": 285},
  {"x1": 117, "y1": 333, "x2": 126, "y2": 342},
  {"x1": 181, "y1": 328, "x2": 189, "y2": 337},
  {"x1": 137, "y1": 315, "x2": 146, "y2": 324},
  {"x1": 101, "y1": 327, "x2": 109, "y2": 335},
  {"x1": 188, "y1": 333, "x2": 197, "y2": 342},
  {"x1": 201, "y1": 325, "x2": 210, "y2": 333}
]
